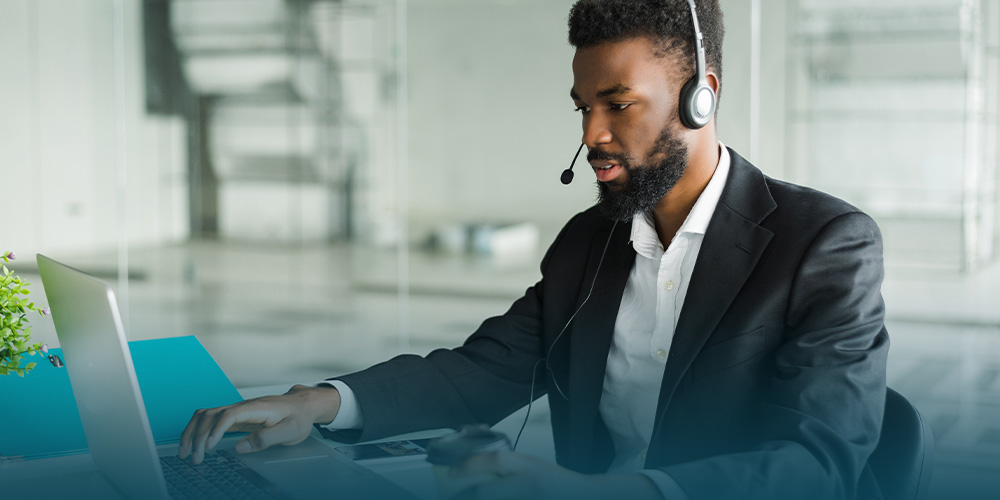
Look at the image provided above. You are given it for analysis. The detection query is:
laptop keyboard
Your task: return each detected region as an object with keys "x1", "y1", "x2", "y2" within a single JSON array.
[{"x1": 160, "y1": 450, "x2": 285, "y2": 500}]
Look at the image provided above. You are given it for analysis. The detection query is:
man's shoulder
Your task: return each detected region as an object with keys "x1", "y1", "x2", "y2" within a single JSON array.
[
  {"x1": 542, "y1": 205, "x2": 624, "y2": 259},
  {"x1": 730, "y1": 157, "x2": 869, "y2": 235},
  {"x1": 724, "y1": 149, "x2": 878, "y2": 241},
  {"x1": 538, "y1": 205, "x2": 623, "y2": 273},
  {"x1": 575, "y1": 204, "x2": 613, "y2": 225},
  {"x1": 764, "y1": 175, "x2": 862, "y2": 219},
  {"x1": 560, "y1": 205, "x2": 620, "y2": 235},
  {"x1": 753, "y1": 174, "x2": 882, "y2": 250}
]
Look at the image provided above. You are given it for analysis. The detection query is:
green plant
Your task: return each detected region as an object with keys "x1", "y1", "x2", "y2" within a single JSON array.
[{"x1": 1, "y1": 251, "x2": 49, "y2": 376}]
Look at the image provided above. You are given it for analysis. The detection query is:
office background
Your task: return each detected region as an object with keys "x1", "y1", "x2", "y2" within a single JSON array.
[{"x1": 1, "y1": 0, "x2": 998, "y2": 497}]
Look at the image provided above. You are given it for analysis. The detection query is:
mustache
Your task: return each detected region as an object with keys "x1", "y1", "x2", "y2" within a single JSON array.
[{"x1": 587, "y1": 148, "x2": 632, "y2": 167}]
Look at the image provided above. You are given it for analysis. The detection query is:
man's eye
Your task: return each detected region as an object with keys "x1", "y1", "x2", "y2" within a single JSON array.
[
  {"x1": 574, "y1": 106, "x2": 591, "y2": 114},
  {"x1": 610, "y1": 103, "x2": 631, "y2": 111}
]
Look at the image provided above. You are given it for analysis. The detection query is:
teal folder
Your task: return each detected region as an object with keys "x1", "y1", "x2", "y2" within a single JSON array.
[{"x1": 0, "y1": 335, "x2": 243, "y2": 459}]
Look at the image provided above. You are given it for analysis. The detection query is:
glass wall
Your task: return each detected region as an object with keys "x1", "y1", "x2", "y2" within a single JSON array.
[
  {"x1": 786, "y1": 0, "x2": 999, "y2": 272},
  {"x1": 1, "y1": 0, "x2": 589, "y2": 388}
]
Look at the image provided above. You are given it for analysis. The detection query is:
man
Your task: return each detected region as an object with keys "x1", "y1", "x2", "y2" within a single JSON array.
[{"x1": 180, "y1": 1, "x2": 888, "y2": 499}]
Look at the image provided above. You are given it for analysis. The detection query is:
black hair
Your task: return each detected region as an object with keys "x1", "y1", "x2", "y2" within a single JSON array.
[{"x1": 568, "y1": 0, "x2": 724, "y2": 86}]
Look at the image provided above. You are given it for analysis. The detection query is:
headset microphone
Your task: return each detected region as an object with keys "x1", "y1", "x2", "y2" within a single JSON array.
[
  {"x1": 561, "y1": 143, "x2": 585, "y2": 185},
  {"x1": 560, "y1": 169, "x2": 574, "y2": 185}
]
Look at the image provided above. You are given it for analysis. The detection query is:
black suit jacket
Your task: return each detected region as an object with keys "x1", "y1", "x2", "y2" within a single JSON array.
[{"x1": 325, "y1": 149, "x2": 889, "y2": 500}]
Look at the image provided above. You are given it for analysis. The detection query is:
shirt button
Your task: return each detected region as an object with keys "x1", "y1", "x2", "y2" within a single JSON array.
[
  {"x1": 656, "y1": 349, "x2": 667, "y2": 360},
  {"x1": 663, "y1": 280, "x2": 675, "y2": 291},
  {"x1": 639, "y1": 449, "x2": 647, "y2": 461}
]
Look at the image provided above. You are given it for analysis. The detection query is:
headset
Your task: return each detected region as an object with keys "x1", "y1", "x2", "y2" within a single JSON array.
[
  {"x1": 678, "y1": 0, "x2": 717, "y2": 130},
  {"x1": 561, "y1": 0, "x2": 715, "y2": 185}
]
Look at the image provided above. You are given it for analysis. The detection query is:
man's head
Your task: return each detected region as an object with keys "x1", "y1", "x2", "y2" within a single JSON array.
[
  {"x1": 568, "y1": 0, "x2": 724, "y2": 88},
  {"x1": 567, "y1": 0, "x2": 724, "y2": 221}
]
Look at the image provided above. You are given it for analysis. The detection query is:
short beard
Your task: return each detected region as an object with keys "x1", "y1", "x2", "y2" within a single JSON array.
[{"x1": 594, "y1": 127, "x2": 688, "y2": 222}]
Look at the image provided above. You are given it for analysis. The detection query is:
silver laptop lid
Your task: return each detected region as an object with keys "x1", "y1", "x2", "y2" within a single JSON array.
[{"x1": 36, "y1": 254, "x2": 169, "y2": 500}]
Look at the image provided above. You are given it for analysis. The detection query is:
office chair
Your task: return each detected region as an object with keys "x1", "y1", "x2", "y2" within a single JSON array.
[{"x1": 868, "y1": 387, "x2": 934, "y2": 500}]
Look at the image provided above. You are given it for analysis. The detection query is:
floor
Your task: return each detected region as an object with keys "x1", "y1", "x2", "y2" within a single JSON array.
[{"x1": 13, "y1": 239, "x2": 1000, "y2": 498}]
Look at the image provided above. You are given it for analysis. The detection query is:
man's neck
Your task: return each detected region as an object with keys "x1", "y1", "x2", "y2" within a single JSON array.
[{"x1": 650, "y1": 139, "x2": 720, "y2": 248}]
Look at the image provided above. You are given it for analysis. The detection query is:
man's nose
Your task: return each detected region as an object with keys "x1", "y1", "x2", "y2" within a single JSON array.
[{"x1": 581, "y1": 113, "x2": 612, "y2": 149}]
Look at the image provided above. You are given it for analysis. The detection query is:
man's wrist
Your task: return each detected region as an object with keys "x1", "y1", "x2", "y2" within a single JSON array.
[
  {"x1": 299, "y1": 384, "x2": 342, "y2": 425},
  {"x1": 313, "y1": 380, "x2": 364, "y2": 430}
]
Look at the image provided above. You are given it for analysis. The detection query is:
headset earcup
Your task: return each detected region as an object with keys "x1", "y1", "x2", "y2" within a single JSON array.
[{"x1": 679, "y1": 76, "x2": 716, "y2": 130}]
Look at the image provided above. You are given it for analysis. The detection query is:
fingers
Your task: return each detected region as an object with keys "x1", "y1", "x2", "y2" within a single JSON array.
[
  {"x1": 178, "y1": 401, "x2": 270, "y2": 464},
  {"x1": 235, "y1": 416, "x2": 313, "y2": 454},
  {"x1": 176, "y1": 388, "x2": 328, "y2": 465},
  {"x1": 185, "y1": 407, "x2": 229, "y2": 464},
  {"x1": 202, "y1": 406, "x2": 246, "y2": 452},
  {"x1": 178, "y1": 410, "x2": 198, "y2": 459},
  {"x1": 179, "y1": 405, "x2": 233, "y2": 462}
]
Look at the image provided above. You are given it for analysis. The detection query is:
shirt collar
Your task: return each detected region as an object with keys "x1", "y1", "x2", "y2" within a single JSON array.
[{"x1": 629, "y1": 142, "x2": 731, "y2": 258}]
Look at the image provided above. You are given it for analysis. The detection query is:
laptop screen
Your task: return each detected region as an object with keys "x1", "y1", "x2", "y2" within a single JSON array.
[{"x1": 37, "y1": 254, "x2": 170, "y2": 500}]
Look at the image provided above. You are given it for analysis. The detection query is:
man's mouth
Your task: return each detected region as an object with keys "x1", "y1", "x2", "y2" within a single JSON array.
[{"x1": 590, "y1": 160, "x2": 623, "y2": 182}]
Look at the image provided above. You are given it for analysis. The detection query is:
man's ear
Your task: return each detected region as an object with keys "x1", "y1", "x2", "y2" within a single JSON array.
[{"x1": 706, "y1": 71, "x2": 720, "y2": 97}]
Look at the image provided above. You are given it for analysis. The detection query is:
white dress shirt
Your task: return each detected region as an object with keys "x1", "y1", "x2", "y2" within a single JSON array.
[
  {"x1": 318, "y1": 143, "x2": 732, "y2": 500},
  {"x1": 603, "y1": 144, "x2": 730, "y2": 498}
]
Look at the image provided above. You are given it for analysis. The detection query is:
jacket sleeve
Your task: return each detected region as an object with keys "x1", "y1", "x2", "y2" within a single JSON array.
[
  {"x1": 660, "y1": 211, "x2": 889, "y2": 500},
  {"x1": 318, "y1": 214, "x2": 581, "y2": 443}
]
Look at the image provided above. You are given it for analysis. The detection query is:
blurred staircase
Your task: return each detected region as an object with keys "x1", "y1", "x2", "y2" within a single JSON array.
[{"x1": 168, "y1": 0, "x2": 375, "y2": 242}]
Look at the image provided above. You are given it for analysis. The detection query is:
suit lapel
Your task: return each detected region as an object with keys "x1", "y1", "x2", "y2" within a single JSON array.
[
  {"x1": 558, "y1": 150, "x2": 778, "y2": 464},
  {"x1": 566, "y1": 219, "x2": 634, "y2": 459},
  {"x1": 654, "y1": 150, "x2": 777, "y2": 419}
]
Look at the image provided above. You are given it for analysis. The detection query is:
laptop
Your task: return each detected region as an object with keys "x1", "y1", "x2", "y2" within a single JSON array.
[{"x1": 36, "y1": 254, "x2": 419, "y2": 500}]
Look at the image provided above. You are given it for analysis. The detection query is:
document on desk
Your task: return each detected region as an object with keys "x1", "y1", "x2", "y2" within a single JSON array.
[{"x1": 0, "y1": 335, "x2": 243, "y2": 460}]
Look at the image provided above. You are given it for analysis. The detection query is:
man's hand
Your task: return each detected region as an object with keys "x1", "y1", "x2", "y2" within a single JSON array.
[
  {"x1": 178, "y1": 384, "x2": 341, "y2": 465},
  {"x1": 451, "y1": 452, "x2": 662, "y2": 500}
]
